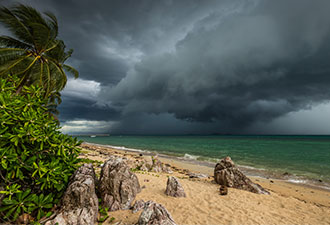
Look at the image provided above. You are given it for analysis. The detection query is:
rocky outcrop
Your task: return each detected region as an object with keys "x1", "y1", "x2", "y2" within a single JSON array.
[
  {"x1": 133, "y1": 156, "x2": 173, "y2": 174},
  {"x1": 151, "y1": 156, "x2": 173, "y2": 173},
  {"x1": 165, "y1": 176, "x2": 186, "y2": 197},
  {"x1": 45, "y1": 164, "x2": 99, "y2": 225},
  {"x1": 132, "y1": 199, "x2": 145, "y2": 213},
  {"x1": 99, "y1": 157, "x2": 141, "y2": 211},
  {"x1": 137, "y1": 201, "x2": 177, "y2": 225},
  {"x1": 214, "y1": 156, "x2": 269, "y2": 194}
]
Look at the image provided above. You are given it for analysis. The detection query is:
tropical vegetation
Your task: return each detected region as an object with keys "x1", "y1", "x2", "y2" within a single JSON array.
[
  {"x1": 0, "y1": 76, "x2": 82, "y2": 223},
  {"x1": 0, "y1": 4, "x2": 82, "y2": 223}
]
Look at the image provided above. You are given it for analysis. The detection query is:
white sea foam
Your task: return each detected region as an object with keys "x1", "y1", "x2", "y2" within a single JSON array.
[
  {"x1": 288, "y1": 179, "x2": 308, "y2": 184},
  {"x1": 239, "y1": 165, "x2": 266, "y2": 171},
  {"x1": 105, "y1": 145, "x2": 148, "y2": 153},
  {"x1": 182, "y1": 153, "x2": 199, "y2": 160},
  {"x1": 84, "y1": 142, "x2": 149, "y2": 153}
]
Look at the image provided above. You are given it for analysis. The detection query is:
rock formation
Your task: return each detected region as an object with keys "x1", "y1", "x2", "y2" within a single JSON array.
[
  {"x1": 45, "y1": 164, "x2": 99, "y2": 225},
  {"x1": 137, "y1": 201, "x2": 177, "y2": 225},
  {"x1": 132, "y1": 156, "x2": 173, "y2": 174},
  {"x1": 214, "y1": 156, "x2": 269, "y2": 194},
  {"x1": 165, "y1": 176, "x2": 186, "y2": 197},
  {"x1": 151, "y1": 156, "x2": 173, "y2": 173},
  {"x1": 99, "y1": 156, "x2": 141, "y2": 211},
  {"x1": 132, "y1": 199, "x2": 145, "y2": 213}
]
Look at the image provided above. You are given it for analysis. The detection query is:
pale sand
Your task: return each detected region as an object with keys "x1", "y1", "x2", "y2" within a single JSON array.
[{"x1": 80, "y1": 143, "x2": 330, "y2": 225}]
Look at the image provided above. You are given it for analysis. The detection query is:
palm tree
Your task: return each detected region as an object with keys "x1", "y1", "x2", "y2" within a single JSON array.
[{"x1": 0, "y1": 4, "x2": 78, "y2": 96}]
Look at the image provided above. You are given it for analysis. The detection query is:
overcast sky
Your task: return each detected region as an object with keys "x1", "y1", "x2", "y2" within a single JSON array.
[{"x1": 2, "y1": 0, "x2": 330, "y2": 135}]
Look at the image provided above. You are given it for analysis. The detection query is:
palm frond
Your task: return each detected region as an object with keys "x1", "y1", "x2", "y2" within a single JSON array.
[
  {"x1": 0, "y1": 6, "x2": 34, "y2": 45},
  {"x1": 12, "y1": 4, "x2": 47, "y2": 27},
  {"x1": 44, "y1": 11, "x2": 58, "y2": 39},
  {"x1": 29, "y1": 22, "x2": 50, "y2": 51},
  {"x1": 63, "y1": 64, "x2": 79, "y2": 79},
  {"x1": 0, "y1": 54, "x2": 32, "y2": 75},
  {"x1": 0, "y1": 36, "x2": 32, "y2": 49},
  {"x1": 0, "y1": 48, "x2": 25, "y2": 63},
  {"x1": 48, "y1": 60, "x2": 67, "y2": 91},
  {"x1": 45, "y1": 40, "x2": 66, "y2": 62},
  {"x1": 0, "y1": 50, "x2": 25, "y2": 69}
]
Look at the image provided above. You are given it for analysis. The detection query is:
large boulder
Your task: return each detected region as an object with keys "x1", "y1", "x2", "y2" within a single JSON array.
[
  {"x1": 137, "y1": 201, "x2": 177, "y2": 225},
  {"x1": 165, "y1": 176, "x2": 186, "y2": 197},
  {"x1": 99, "y1": 156, "x2": 141, "y2": 211},
  {"x1": 214, "y1": 156, "x2": 269, "y2": 194},
  {"x1": 46, "y1": 164, "x2": 99, "y2": 225}
]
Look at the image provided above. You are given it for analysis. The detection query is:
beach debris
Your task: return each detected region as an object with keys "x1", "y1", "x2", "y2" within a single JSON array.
[
  {"x1": 132, "y1": 200, "x2": 146, "y2": 213},
  {"x1": 17, "y1": 214, "x2": 34, "y2": 224},
  {"x1": 187, "y1": 172, "x2": 208, "y2": 179},
  {"x1": 45, "y1": 164, "x2": 99, "y2": 225},
  {"x1": 165, "y1": 176, "x2": 186, "y2": 197},
  {"x1": 98, "y1": 156, "x2": 141, "y2": 211},
  {"x1": 219, "y1": 185, "x2": 228, "y2": 195},
  {"x1": 137, "y1": 201, "x2": 177, "y2": 225},
  {"x1": 214, "y1": 156, "x2": 270, "y2": 195}
]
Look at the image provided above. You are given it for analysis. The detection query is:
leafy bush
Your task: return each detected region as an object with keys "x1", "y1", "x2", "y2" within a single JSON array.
[{"x1": 0, "y1": 76, "x2": 81, "y2": 222}]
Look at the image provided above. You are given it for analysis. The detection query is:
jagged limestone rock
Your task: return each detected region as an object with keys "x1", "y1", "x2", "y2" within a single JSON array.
[
  {"x1": 151, "y1": 156, "x2": 173, "y2": 174},
  {"x1": 214, "y1": 156, "x2": 269, "y2": 194},
  {"x1": 45, "y1": 164, "x2": 98, "y2": 225},
  {"x1": 137, "y1": 201, "x2": 177, "y2": 225},
  {"x1": 99, "y1": 156, "x2": 141, "y2": 211},
  {"x1": 132, "y1": 199, "x2": 145, "y2": 213},
  {"x1": 165, "y1": 176, "x2": 186, "y2": 197}
]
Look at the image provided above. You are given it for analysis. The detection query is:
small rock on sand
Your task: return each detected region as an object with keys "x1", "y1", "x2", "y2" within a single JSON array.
[
  {"x1": 214, "y1": 156, "x2": 269, "y2": 195},
  {"x1": 137, "y1": 201, "x2": 177, "y2": 225},
  {"x1": 219, "y1": 185, "x2": 228, "y2": 195},
  {"x1": 165, "y1": 176, "x2": 186, "y2": 197}
]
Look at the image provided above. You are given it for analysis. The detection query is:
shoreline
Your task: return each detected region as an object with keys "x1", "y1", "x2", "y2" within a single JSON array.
[
  {"x1": 79, "y1": 142, "x2": 330, "y2": 224},
  {"x1": 82, "y1": 141, "x2": 330, "y2": 191},
  {"x1": 80, "y1": 142, "x2": 330, "y2": 208}
]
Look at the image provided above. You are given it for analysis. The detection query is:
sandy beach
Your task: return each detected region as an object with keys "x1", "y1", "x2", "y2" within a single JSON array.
[{"x1": 80, "y1": 143, "x2": 330, "y2": 225}]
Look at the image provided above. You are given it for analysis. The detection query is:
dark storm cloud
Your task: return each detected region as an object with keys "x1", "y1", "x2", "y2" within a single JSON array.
[
  {"x1": 104, "y1": 0, "x2": 330, "y2": 131},
  {"x1": 2, "y1": 0, "x2": 330, "y2": 134}
]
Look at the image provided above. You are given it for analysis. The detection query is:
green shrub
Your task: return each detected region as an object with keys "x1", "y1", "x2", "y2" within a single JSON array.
[{"x1": 0, "y1": 76, "x2": 81, "y2": 222}]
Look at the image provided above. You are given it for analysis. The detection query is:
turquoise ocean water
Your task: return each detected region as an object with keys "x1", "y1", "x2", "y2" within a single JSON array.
[{"x1": 76, "y1": 135, "x2": 330, "y2": 188}]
